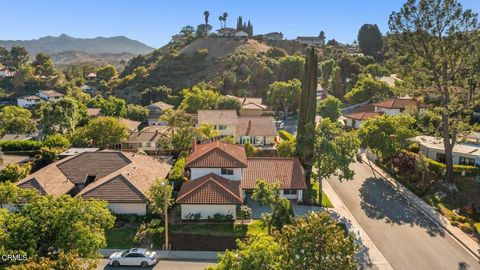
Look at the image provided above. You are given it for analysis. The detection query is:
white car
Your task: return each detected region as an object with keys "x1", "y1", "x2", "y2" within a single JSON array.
[{"x1": 109, "y1": 248, "x2": 158, "y2": 268}]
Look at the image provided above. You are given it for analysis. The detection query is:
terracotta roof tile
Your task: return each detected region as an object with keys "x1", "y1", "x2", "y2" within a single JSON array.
[
  {"x1": 241, "y1": 157, "x2": 307, "y2": 190},
  {"x1": 372, "y1": 98, "x2": 427, "y2": 109},
  {"x1": 186, "y1": 141, "x2": 247, "y2": 168},
  {"x1": 176, "y1": 173, "x2": 243, "y2": 204},
  {"x1": 236, "y1": 116, "x2": 278, "y2": 136},
  {"x1": 343, "y1": 111, "x2": 383, "y2": 121}
]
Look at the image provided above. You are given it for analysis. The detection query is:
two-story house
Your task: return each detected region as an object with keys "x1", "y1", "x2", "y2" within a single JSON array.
[
  {"x1": 197, "y1": 110, "x2": 238, "y2": 137},
  {"x1": 177, "y1": 141, "x2": 306, "y2": 220},
  {"x1": 145, "y1": 101, "x2": 174, "y2": 126}
]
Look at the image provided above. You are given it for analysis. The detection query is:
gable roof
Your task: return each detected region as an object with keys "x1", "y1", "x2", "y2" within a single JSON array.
[
  {"x1": 343, "y1": 111, "x2": 383, "y2": 121},
  {"x1": 197, "y1": 110, "x2": 238, "y2": 125},
  {"x1": 372, "y1": 98, "x2": 427, "y2": 110},
  {"x1": 186, "y1": 141, "x2": 247, "y2": 168},
  {"x1": 241, "y1": 157, "x2": 307, "y2": 190},
  {"x1": 0, "y1": 133, "x2": 36, "y2": 142},
  {"x1": 119, "y1": 118, "x2": 141, "y2": 132},
  {"x1": 146, "y1": 101, "x2": 174, "y2": 112},
  {"x1": 126, "y1": 130, "x2": 164, "y2": 143},
  {"x1": 236, "y1": 116, "x2": 278, "y2": 136},
  {"x1": 39, "y1": 90, "x2": 64, "y2": 97},
  {"x1": 176, "y1": 173, "x2": 243, "y2": 204}
]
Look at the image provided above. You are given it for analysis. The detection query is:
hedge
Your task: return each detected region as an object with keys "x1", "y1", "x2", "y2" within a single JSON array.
[
  {"x1": 398, "y1": 150, "x2": 479, "y2": 175},
  {"x1": 0, "y1": 140, "x2": 43, "y2": 151}
]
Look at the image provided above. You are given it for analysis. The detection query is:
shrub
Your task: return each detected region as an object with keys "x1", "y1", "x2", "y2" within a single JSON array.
[
  {"x1": 195, "y1": 49, "x2": 209, "y2": 57},
  {"x1": 0, "y1": 140, "x2": 42, "y2": 151},
  {"x1": 0, "y1": 163, "x2": 31, "y2": 182},
  {"x1": 185, "y1": 213, "x2": 202, "y2": 220},
  {"x1": 169, "y1": 157, "x2": 186, "y2": 190},
  {"x1": 43, "y1": 134, "x2": 71, "y2": 150},
  {"x1": 213, "y1": 213, "x2": 234, "y2": 222},
  {"x1": 459, "y1": 223, "x2": 474, "y2": 234},
  {"x1": 450, "y1": 220, "x2": 459, "y2": 227},
  {"x1": 244, "y1": 142, "x2": 259, "y2": 157}
]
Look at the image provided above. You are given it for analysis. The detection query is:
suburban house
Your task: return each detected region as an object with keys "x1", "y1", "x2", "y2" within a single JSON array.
[
  {"x1": 0, "y1": 66, "x2": 15, "y2": 78},
  {"x1": 119, "y1": 118, "x2": 142, "y2": 132},
  {"x1": 343, "y1": 104, "x2": 384, "y2": 129},
  {"x1": 379, "y1": 74, "x2": 402, "y2": 87},
  {"x1": 145, "y1": 101, "x2": 174, "y2": 126},
  {"x1": 296, "y1": 36, "x2": 323, "y2": 46},
  {"x1": 371, "y1": 98, "x2": 427, "y2": 115},
  {"x1": 59, "y1": 147, "x2": 99, "y2": 158},
  {"x1": 412, "y1": 135, "x2": 480, "y2": 166},
  {"x1": 177, "y1": 141, "x2": 306, "y2": 219},
  {"x1": 86, "y1": 73, "x2": 97, "y2": 81},
  {"x1": 215, "y1": 28, "x2": 238, "y2": 37},
  {"x1": 235, "y1": 30, "x2": 249, "y2": 39},
  {"x1": 17, "y1": 90, "x2": 64, "y2": 108},
  {"x1": 197, "y1": 110, "x2": 278, "y2": 147},
  {"x1": 226, "y1": 96, "x2": 273, "y2": 116},
  {"x1": 263, "y1": 32, "x2": 283, "y2": 41},
  {"x1": 121, "y1": 126, "x2": 168, "y2": 153},
  {"x1": 16, "y1": 151, "x2": 171, "y2": 215},
  {"x1": 0, "y1": 155, "x2": 30, "y2": 170}
]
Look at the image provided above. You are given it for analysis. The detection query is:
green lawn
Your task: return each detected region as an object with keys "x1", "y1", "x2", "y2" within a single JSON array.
[
  {"x1": 170, "y1": 220, "x2": 266, "y2": 237},
  {"x1": 106, "y1": 228, "x2": 138, "y2": 248},
  {"x1": 311, "y1": 182, "x2": 334, "y2": 208}
]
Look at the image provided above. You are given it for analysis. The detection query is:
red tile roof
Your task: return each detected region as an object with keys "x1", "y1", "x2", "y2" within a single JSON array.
[
  {"x1": 186, "y1": 141, "x2": 248, "y2": 168},
  {"x1": 343, "y1": 111, "x2": 383, "y2": 121},
  {"x1": 241, "y1": 157, "x2": 307, "y2": 190},
  {"x1": 372, "y1": 98, "x2": 427, "y2": 109},
  {"x1": 176, "y1": 173, "x2": 243, "y2": 204}
]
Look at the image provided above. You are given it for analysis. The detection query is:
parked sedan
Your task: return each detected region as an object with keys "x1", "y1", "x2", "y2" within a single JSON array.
[{"x1": 109, "y1": 248, "x2": 158, "y2": 268}]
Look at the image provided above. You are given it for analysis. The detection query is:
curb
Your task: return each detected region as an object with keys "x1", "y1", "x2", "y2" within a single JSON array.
[{"x1": 361, "y1": 157, "x2": 480, "y2": 261}]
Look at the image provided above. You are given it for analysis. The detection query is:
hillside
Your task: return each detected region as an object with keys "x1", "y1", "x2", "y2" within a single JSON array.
[
  {"x1": 51, "y1": 51, "x2": 134, "y2": 68},
  {"x1": 0, "y1": 34, "x2": 155, "y2": 55},
  {"x1": 179, "y1": 38, "x2": 271, "y2": 59}
]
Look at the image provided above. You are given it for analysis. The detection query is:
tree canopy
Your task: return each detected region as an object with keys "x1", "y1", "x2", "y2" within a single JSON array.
[
  {"x1": 357, "y1": 24, "x2": 383, "y2": 60},
  {"x1": 317, "y1": 96, "x2": 343, "y2": 121}
]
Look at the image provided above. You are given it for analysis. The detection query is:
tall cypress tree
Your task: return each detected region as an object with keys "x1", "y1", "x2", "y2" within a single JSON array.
[
  {"x1": 237, "y1": 16, "x2": 243, "y2": 30},
  {"x1": 296, "y1": 46, "x2": 318, "y2": 190}
]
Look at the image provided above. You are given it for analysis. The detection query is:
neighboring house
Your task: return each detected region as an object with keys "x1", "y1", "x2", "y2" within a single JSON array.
[
  {"x1": 197, "y1": 110, "x2": 278, "y2": 146},
  {"x1": 215, "y1": 28, "x2": 238, "y2": 37},
  {"x1": 235, "y1": 30, "x2": 249, "y2": 39},
  {"x1": 145, "y1": 101, "x2": 174, "y2": 126},
  {"x1": 412, "y1": 135, "x2": 480, "y2": 166},
  {"x1": 463, "y1": 131, "x2": 480, "y2": 145},
  {"x1": 16, "y1": 151, "x2": 171, "y2": 215},
  {"x1": 0, "y1": 133, "x2": 39, "y2": 142},
  {"x1": 372, "y1": 98, "x2": 427, "y2": 115},
  {"x1": 229, "y1": 96, "x2": 273, "y2": 116},
  {"x1": 122, "y1": 128, "x2": 167, "y2": 152},
  {"x1": 197, "y1": 110, "x2": 238, "y2": 137},
  {"x1": 38, "y1": 90, "x2": 64, "y2": 101},
  {"x1": 119, "y1": 118, "x2": 142, "y2": 133},
  {"x1": 59, "y1": 147, "x2": 99, "y2": 158},
  {"x1": 86, "y1": 73, "x2": 97, "y2": 80},
  {"x1": 87, "y1": 108, "x2": 102, "y2": 118},
  {"x1": 263, "y1": 32, "x2": 283, "y2": 41},
  {"x1": 236, "y1": 116, "x2": 277, "y2": 146},
  {"x1": 0, "y1": 155, "x2": 31, "y2": 170},
  {"x1": 343, "y1": 111, "x2": 383, "y2": 129},
  {"x1": 379, "y1": 74, "x2": 402, "y2": 87},
  {"x1": 296, "y1": 36, "x2": 323, "y2": 46},
  {"x1": 177, "y1": 141, "x2": 306, "y2": 219},
  {"x1": 0, "y1": 66, "x2": 15, "y2": 78},
  {"x1": 17, "y1": 95, "x2": 42, "y2": 108}
]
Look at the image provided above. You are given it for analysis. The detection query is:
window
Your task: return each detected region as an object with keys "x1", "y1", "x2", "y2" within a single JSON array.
[
  {"x1": 255, "y1": 136, "x2": 265, "y2": 145},
  {"x1": 217, "y1": 125, "x2": 227, "y2": 130},
  {"x1": 241, "y1": 136, "x2": 251, "y2": 144},
  {"x1": 283, "y1": 189, "x2": 297, "y2": 195},
  {"x1": 436, "y1": 153, "x2": 446, "y2": 163},
  {"x1": 221, "y1": 168, "x2": 234, "y2": 175},
  {"x1": 459, "y1": 156, "x2": 475, "y2": 166},
  {"x1": 125, "y1": 253, "x2": 144, "y2": 258}
]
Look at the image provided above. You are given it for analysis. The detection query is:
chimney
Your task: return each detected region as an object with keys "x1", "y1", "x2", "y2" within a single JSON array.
[
  {"x1": 191, "y1": 137, "x2": 197, "y2": 152},
  {"x1": 246, "y1": 120, "x2": 252, "y2": 135}
]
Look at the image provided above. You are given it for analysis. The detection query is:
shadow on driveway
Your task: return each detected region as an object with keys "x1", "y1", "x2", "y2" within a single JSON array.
[{"x1": 359, "y1": 177, "x2": 445, "y2": 237}]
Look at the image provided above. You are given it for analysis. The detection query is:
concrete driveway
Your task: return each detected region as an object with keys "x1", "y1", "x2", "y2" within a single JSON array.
[{"x1": 246, "y1": 199, "x2": 322, "y2": 219}]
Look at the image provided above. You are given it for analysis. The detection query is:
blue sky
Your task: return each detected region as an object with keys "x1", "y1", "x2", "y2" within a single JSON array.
[{"x1": 2, "y1": 0, "x2": 480, "y2": 48}]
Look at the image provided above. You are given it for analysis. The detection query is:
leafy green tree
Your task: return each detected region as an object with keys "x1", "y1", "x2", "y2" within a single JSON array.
[
  {"x1": 8, "y1": 251, "x2": 98, "y2": 270},
  {"x1": 244, "y1": 142, "x2": 259, "y2": 157},
  {"x1": 215, "y1": 96, "x2": 241, "y2": 110},
  {"x1": 99, "y1": 96, "x2": 127, "y2": 117},
  {"x1": 314, "y1": 119, "x2": 359, "y2": 204},
  {"x1": 0, "y1": 106, "x2": 36, "y2": 135},
  {"x1": 296, "y1": 47, "x2": 318, "y2": 190},
  {"x1": 83, "y1": 117, "x2": 129, "y2": 149},
  {"x1": 277, "y1": 212, "x2": 358, "y2": 270},
  {"x1": 363, "y1": 63, "x2": 389, "y2": 79},
  {"x1": 147, "y1": 178, "x2": 174, "y2": 217},
  {"x1": 158, "y1": 110, "x2": 197, "y2": 155},
  {"x1": 32, "y1": 53, "x2": 57, "y2": 77},
  {"x1": 329, "y1": 66, "x2": 344, "y2": 99},
  {"x1": 96, "y1": 65, "x2": 116, "y2": 81},
  {"x1": 141, "y1": 85, "x2": 172, "y2": 105},
  {"x1": 266, "y1": 47, "x2": 287, "y2": 59},
  {"x1": 238, "y1": 205, "x2": 252, "y2": 224},
  {"x1": 196, "y1": 123, "x2": 219, "y2": 141},
  {"x1": 388, "y1": 0, "x2": 479, "y2": 185},
  {"x1": 7, "y1": 46, "x2": 29, "y2": 71},
  {"x1": 268, "y1": 79, "x2": 301, "y2": 119},
  {"x1": 179, "y1": 85, "x2": 220, "y2": 113},
  {"x1": 209, "y1": 235, "x2": 280, "y2": 270},
  {"x1": 43, "y1": 134, "x2": 70, "y2": 150},
  {"x1": 41, "y1": 98, "x2": 84, "y2": 135},
  {"x1": 317, "y1": 96, "x2": 343, "y2": 121},
  {"x1": 126, "y1": 104, "x2": 149, "y2": 122},
  {"x1": 0, "y1": 163, "x2": 31, "y2": 182},
  {"x1": 196, "y1": 24, "x2": 212, "y2": 38},
  {"x1": 358, "y1": 114, "x2": 417, "y2": 160},
  {"x1": 277, "y1": 55, "x2": 305, "y2": 82},
  {"x1": 358, "y1": 24, "x2": 383, "y2": 60},
  {"x1": 320, "y1": 59, "x2": 335, "y2": 91},
  {"x1": 0, "y1": 190, "x2": 115, "y2": 258},
  {"x1": 344, "y1": 75, "x2": 392, "y2": 104},
  {"x1": 270, "y1": 197, "x2": 294, "y2": 231},
  {"x1": 277, "y1": 140, "x2": 296, "y2": 157}
]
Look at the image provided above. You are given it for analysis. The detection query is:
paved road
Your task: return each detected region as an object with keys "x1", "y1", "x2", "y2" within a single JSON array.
[
  {"x1": 327, "y1": 161, "x2": 479, "y2": 270},
  {"x1": 96, "y1": 259, "x2": 214, "y2": 270}
]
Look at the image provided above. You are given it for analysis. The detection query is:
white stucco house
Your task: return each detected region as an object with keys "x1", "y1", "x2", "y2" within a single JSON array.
[
  {"x1": 177, "y1": 141, "x2": 307, "y2": 220},
  {"x1": 17, "y1": 90, "x2": 65, "y2": 108},
  {"x1": 412, "y1": 135, "x2": 480, "y2": 166},
  {"x1": 343, "y1": 111, "x2": 384, "y2": 129},
  {"x1": 37, "y1": 90, "x2": 64, "y2": 101},
  {"x1": 372, "y1": 98, "x2": 427, "y2": 116},
  {"x1": 17, "y1": 95, "x2": 42, "y2": 108},
  {"x1": 16, "y1": 151, "x2": 171, "y2": 215}
]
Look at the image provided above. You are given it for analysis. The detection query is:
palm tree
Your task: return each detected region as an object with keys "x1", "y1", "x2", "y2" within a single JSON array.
[
  {"x1": 159, "y1": 109, "x2": 184, "y2": 136},
  {"x1": 197, "y1": 123, "x2": 219, "y2": 142},
  {"x1": 218, "y1": 16, "x2": 224, "y2": 29},
  {"x1": 223, "y1": 12, "x2": 228, "y2": 28},
  {"x1": 203, "y1": 11, "x2": 210, "y2": 35}
]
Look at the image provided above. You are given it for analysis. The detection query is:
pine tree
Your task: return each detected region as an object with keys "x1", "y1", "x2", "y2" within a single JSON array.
[
  {"x1": 237, "y1": 16, "x2": 243, "y2": 30},
  {"x1": 296, "y1": 46, "x2": 317, "y2": 190},
  {"x1": 247, "y1": 20, "x2": 253, "y2": 36}
]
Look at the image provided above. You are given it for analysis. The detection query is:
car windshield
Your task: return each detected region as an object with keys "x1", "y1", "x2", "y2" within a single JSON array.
[{"x1": 121, "y1": 251, "x2": 128, "y2": 257}]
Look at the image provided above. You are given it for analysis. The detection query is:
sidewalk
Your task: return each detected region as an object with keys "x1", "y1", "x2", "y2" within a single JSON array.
[
  {"x1": 361, "y1": 155, "x2": 480, "y2": 260},
  {"x1": 99, "y1": 249, "x2": 221, "y2": 262},
  {"x1": 323, "y1": 180, "x2": 393, "y2": 270}
]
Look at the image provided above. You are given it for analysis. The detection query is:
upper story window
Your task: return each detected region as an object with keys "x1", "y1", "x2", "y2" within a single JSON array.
[
  {"x1": 217, "y1": 125, "x2": 227, "y2": 130},
  {"x1": 221, "y1": 168, "x2": 234, "y2": 175}
]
